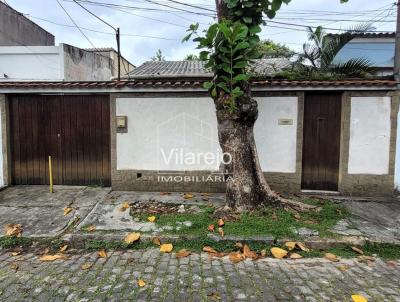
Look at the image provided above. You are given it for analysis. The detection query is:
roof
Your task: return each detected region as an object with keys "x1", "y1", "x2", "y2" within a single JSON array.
[
  {"x1": 126, "y1": 59, "x2": 292, "y2": 79},
  {"x1": 0, "y1": 79, "x2": 395, "y2": 93},
  {"x1": 84, "y1": 47, "x2": 117, "y2": 53},
  {"x1": 326, "y1": 32, "x2": 395, "y2": 39}
]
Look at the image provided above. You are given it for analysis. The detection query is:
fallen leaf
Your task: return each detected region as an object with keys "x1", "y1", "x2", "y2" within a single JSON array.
[
  {"x1": 234, "y1": 242, "x2": 243, "y2": 249},
  {"x1": 40, "y1": 254, "x2": 67, "y2": 261},
  {"x1": 336, "y1": 208, "x2": 343, "y2": 215},
  {"x1": 203, "y1": 246, "x2": 218, "y2": 254},
  {"x1": 218, "y1": 218, "x2": 225, "y2": 227},
  {"x1": 351, "y1": 246, "x2": 364, "y2": 255},
  {"x1": 10, "y1": 262, "x2": 19, "y2": 272},
  {"x1": 81, "y1": 263, "x2": 92, "y2": 270},
  {"x1": 293, "y1": 213, "x2": 301, "y2": 220},
  {"x1": 183, "y1": 193, "x2": 194, "y2": 199},
  {"x1": 285, "y1": 242, "x2": 296, "y2": 251},
  {"x1": 63, "y1": 207, "x2": 73, "y2": 216},
  {"x1": 208, "y1": 224, "x2": 215, "y2": 232},
  {"x1": 271, "y1": 247, "x2": 288, "y2": 259},
  {"x1": 86, "y1": 225, "x2": 96, "y2": 232},
  {"x1": 243, "y1": 244, "x2": 258, "y2": 260},
  {"x1": 358, "y1": 255, "x2": 375, "y2": 262},
  {"x1": 119, "y1": 202, "x2": 130, "y2": 212},
  {"x1": 160, "y1": 243, "x2": 173, "y2": 253},
  {"x1": 296, "y1": 242, "x2": 310, "y2": 252},
  {"x1": 176, "y1": 249, "x2": 191, "y2": 258},
  {"x1": 218, "y1": 227, "x2": 224, "y2": 237},
  {"x1": 260, "y1": 249, "x2": 267, "y2": 257},
  {"x1": 289, "y1": 253, "x2": 303, "y2": 259},
  {"x1": 325, "y1": 253, "x2": 340, "y2": 262},
  {"x1": 152, "y1": 237, "x2": 161, "y2": 246},
  {"x1": 10, "y1": 251, "x2": 21, "y2": 256},
  {"x1": 351, "y1": 294, "x2": 368, "y2": 302},
  {"x1": 147, "y1": 216, "x2": 156, "y2": 223},
  {"x1": 98, "y1": 249, "x2": 107, "y2": 258},
  {"x1": 207, "y1": 292, "x2": 221, "y2": 300},
  {"x1": 138, "y1": 279, "x2": 146, "y2": 287},
  {"x1": 338, "y1": 265, "x2": 350, "y2": 272},
  {"x1": 4, "y1": 224, "x2": 23, "y2": 237},
  {"x1": 229, "y1": 251, "x2": 245, "y2": 263},
  {"x1": 124, "y1": 232, "x2": 141, "y2": 244},
  {"x1": 59, "y1": 245, "x2": 68, "y2": 253}
]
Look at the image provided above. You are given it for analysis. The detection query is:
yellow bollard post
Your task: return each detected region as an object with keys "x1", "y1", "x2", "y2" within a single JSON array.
[{"x1": 48, "y1": 156, "x2": 53, "y2": 193}]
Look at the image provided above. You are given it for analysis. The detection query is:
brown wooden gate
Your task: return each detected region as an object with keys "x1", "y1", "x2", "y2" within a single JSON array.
[
  {"x1": 10, "y1": 94, "x2": 110, "y2": 186},
  {"x1": 301, "y1": 93, "x2": 342, "y2": 191}
]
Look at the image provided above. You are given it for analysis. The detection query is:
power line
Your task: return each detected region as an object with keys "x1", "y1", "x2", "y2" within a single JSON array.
[
  {"x1": 71, "y1": 0, "x2": 116, "y2": 31},
  {"x1": 163, "y1": 0, "x2": 214, "y2": 12}
]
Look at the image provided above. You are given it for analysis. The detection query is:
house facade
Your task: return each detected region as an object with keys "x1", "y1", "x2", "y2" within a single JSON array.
[{"x1": 0, "y1": 67, "x2": 397, "y2": 196}]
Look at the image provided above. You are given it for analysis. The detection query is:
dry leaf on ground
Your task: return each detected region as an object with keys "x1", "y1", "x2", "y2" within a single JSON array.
[
  {"x1": 81, "y1": 263, "x2": 92, "y2": 270},
  {"x1": 351, "y1": 294, "x2": 368, "y2": 302},
  {"x1": 176, "y1": 249, "x2": 191, "y2": 258},
  {"x1": 63, "y1": 207, "x2": 73, "y2": 216},
  {"x1": 296, "y1": 242, "x2": 310, "y2": 252},
  {"x1": 147, "y1": 216, "x2": 156, "y2": 222},
  {"x1": 218, "y1": 219, "x2": 225, "y2": 227},
  {"x1": 138, "y1": 279, "x2": 146, "y2": 287},
  {"x1": 86, "y1": 225, "x2": 96, "y2": 232},
  {"x1": 271, "y1": 247, "x2": 288, "y2": 259},
  {"x1": 10, "y1": 262, "x2": 19, "y2": 272},
  {"x1": 289, "y1": 253, "x2": 303, "y2": 260},
  {"x1": 338, "y1": 265, "x2": 350, "y2": 272},
  {"x1": 293, "y1": 213, "x2": 301, "y2": 220},
  {"x1": 358, "y1": 255, "x2": 375, "y2": 262},
  {"x1": 10, "y1": 251, "x2": 21, "y2": 256},
  {"x1": 285, "y1": 242, "x2": 296, "y2": 251},
  {"x1": 229, "y1": 251, "x2": 245, "y2": 263},
  {"x1": 243, "y1": 244, "x2": 258, "y2": 260},
  {"x1": 351, "y1": 246, "x2": 364, "y2": 255},
  {"x1": 203, "y1": 246, "x2": 218, "y2": 254},
  {"x1": 218, "y1": 227, "x2": 224, "y2": 237},
  {"x1": 325, "y1": 253, "x2": 340, "y2": 262},
  {"x1": 98, "y1": 249, "x2": 107, "y2": 258},
  {"x1": 5, "y1": 224, "x2": 23, "y2": 237},
  {"x1": 160, "y1": 243, "x2": 173, "y2": 253},
  {"x1": 260, "y1": 249, "x2": 267, "y2": 257},
  {"x1": 234, "y1": 242, "x2": 243, "y2": 249},
  {"x1": 124, "y1": 232, "x2": 141, "y2": 244},
  {"x1": 183, "y1": 193, "x2": 194, "y2": 199},
  {"x1": 59, "y1": 245, "x2": 68, "y2": 253},
  {"x1": 152, "y1": 237, "x2": 161, "y2": 246},
  {"x1": 119, "y1": 202, "x2": 130, "y2": 212},
  {"x1": 207, "y1": 292, "x2": 221, "y2": 300},
  {"x1": 40, "y1": 254, "x2": 67, "y2": 261},
  {"x1": 208, "y1": 224, "x2": 215, "y2": 232}
]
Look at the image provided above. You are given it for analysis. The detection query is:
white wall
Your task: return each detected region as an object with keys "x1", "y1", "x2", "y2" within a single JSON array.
[
  {"x1": 116, "y1": 96, "x2": 298, "y2": 173},
  {"x1": 254, "y1": 97, "x2": 298, "y2": 173},
  {"x1": 348, "y1": 96, "x2": 391, "y2": 174},
  {"x1": 0, "y1": 46, "x2": 63, "y2": 80},
  {"x1": 395, "y1": 108, "x2": 400, "y2": 189}
]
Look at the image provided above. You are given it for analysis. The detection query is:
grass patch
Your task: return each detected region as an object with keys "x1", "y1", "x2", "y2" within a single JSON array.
[{"x1": 0, "y1": 236, "x2": 32, "y2": 248}]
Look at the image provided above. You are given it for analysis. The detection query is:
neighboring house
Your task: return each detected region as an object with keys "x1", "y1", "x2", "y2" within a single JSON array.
[
  {"x1": 0, "y1": 1, "x2": 54, "y2": 46},
  {"x1": 0, "y1": 60, "x2": 397, "y2": 196},
  {"x1": 0, "y1": 44, "x2": 123, "y2": 81},
  {"x1": 331, "y1": 32, "x2": 395, "y2": 76},
  {"x1": 85, "y1": 48, "x2": 135, "y2": 79}
]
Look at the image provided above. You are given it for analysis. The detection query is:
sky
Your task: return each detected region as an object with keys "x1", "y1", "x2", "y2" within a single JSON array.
[{"x1": 3, "y1": 0, "x2": 398, "y2": 66}]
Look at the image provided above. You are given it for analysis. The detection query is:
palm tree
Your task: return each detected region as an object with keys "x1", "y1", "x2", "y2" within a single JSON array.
[{"x1": 298, "y1": 24, "x2": 373, "y2": 77}]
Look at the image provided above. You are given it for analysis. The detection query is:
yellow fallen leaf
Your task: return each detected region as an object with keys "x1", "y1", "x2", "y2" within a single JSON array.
[
  {"x1": 63, "y1": 207, "x2": 73, "y2": 216},
  {"x1": 98, "y1": 249, "x2": 107, "y2": 258},
  {"x1": 218, "y1": 227, "x2": 224, "y2": 237},
  {"x1": 243, "y1": 244, "x2": 258, "y2": 260},
  {"x1": 351, "y1": 294, "x2": 368, "y2": 302},
  {"x1": 296, "y1": 242, "x2": 310, "y2": 252},
  {"x1": 351, "y1": 246, "x2": 364, "y2": 255},
  {"x1": 86, "y1": 225, "x2": 96, "y2": 232},
  {"x1": 10, "y1": 262, "x2": 19, "y2": 272},
  {"x1": 234, "y1": 242, "x2": 243, "y2": 249},
  {"x1": 285, "y1": 241, "x2": 296, "y2": 251},
  {"x1": 124, "y1": 232, "x2": 141, "y2": 244},
  {"x1": 176, "y1": 249, "x2": 191, "y2": 258},
  {"x1": 10, "y1": 251, "x2": 21, "y2": 256},
  {"x1": 203, "y1": 246, "x2": 218, "y2": 254},
  {"x1": 183, "y1": 193, "x2": 194, "y2": 199},
  {"x1": 138, "y1": 279, "x2": 146, "y2": 287},
  {"x1": 5, "y1": 224, "x2": 23, "y2": 237},
  {"x1": 59, "y1": 245, "x2": 68, "y2": 253},
  {"x1": 147, "y1": 216, "x2": 156, "y2": 223},
  {"x1": 229, "y1": 251, "x2": 245, "y2": 263},
  {"x1": 40, "y1": 254, "x2": 67, "y2": 261},
  {"x1": 338, "y1": 265, "x2": 350, "y2": 272},
  {"x1": 152, "y1": 237, "x2": 161, "y2": 246},
  {"x1": 289, "y1": 253, "x2": 303, "y2": 259},
  {"x1": 119, "y1": 202, "x2": 130, "y2": 212},
  {"x1": 325, "y1": 253, "x2": 340, "y2": 262},
  {"x1": 81, "y1": 263, "x2": 92, "y2": 270},
  {"x1": 160, "y1": 243, "x2": 173, "y2": 253},
  {"x1": 270, "y1": 247, "x2": 288, "y2": 259},
  {"x1": 218, "y1": 218, "x2": 225, "y2": 227}
]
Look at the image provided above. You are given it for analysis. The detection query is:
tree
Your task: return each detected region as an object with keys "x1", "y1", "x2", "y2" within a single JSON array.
[
  {"x1": 151, "y1": 49, "x2": 165, "y2": 61},
  {"x1": 184, "y1": 0, "x2": 348, "y2": 211},
  {"x1": 185, "y1": 54, "x2": 199, "y2": 60},
  {"x1": 256, "y1": 39, "x2": 295, "y2": 58}
]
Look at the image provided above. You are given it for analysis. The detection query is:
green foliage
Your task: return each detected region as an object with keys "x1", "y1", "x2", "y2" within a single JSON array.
[
  {"x1": 150, "y1": 49, "x2": 165, "y2": 62},
  {"x1": 256, "y1": 39, "x2": 295, "y2": 58},
  {"x1": 184, "y1": 54, "x2": 199, "y2": 60},
  {"x1": 0, "y1": 236, "x2": 32, "y2": 248}
]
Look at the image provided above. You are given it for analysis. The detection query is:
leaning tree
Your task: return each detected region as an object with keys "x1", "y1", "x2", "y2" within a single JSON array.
[{"x1": 184, "y1": 0, "x2": 348, "y2": 211}]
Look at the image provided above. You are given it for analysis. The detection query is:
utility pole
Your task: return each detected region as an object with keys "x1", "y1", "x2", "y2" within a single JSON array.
[
  {"x1": 395, "y1": 1, "x2": 400, "y2": 82},
  {"x1": 116, "y1": 28, "x2": 121, "y2": 81}
]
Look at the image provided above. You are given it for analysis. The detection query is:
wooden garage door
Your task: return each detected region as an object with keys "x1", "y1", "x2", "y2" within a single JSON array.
[
  {"x1": 10, "y1": 94, "x2": 110, "y2": 186},
  {"x1": 301, "y1": 93, "x2": 342, "y2": 191}
]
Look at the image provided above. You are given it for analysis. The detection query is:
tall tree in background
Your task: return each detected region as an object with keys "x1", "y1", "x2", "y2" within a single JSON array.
[
  {"x1": 151, "y1": 49, "x2": 165, "y2": 61},
  {"x1": 184, "y1": 0, "x2": 348, "y2": 211},
  {"x1": 256, "y1": 39, "x2": 295, "y2": 58}
]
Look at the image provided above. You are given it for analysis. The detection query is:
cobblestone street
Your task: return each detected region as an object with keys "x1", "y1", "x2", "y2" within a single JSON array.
[{"x1": 0, "y1": 249, "x2": 399, "y2": 302}]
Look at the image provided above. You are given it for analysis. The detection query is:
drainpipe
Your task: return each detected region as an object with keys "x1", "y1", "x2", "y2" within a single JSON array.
[{"x1": 394, "y1": 1, "x2": 400, "y2": 86}]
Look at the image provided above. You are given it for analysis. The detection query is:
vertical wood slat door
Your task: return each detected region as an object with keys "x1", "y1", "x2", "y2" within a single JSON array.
[
  {"x1": 301, "y1": 93, "x2": 342, "y2": 191},
  {"x1": 10, "y1": 94, "x2": 110, "y2": 186}
]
